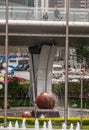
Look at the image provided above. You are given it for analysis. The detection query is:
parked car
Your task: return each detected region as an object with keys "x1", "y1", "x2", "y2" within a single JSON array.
[
  {"x1": 8, "y1": 57, "x2": 29, "y2": 71},
  {"x1": 24, "y1": 64, "x2": 30, "y2": 71},
  {"x1": 9, "y1": 65, "x2": 23, "y2": 71},
  {"x1": 8, "y1": 67, "x2": 14, "y2": 75},
  {"x1": 68, "y1": 67, "x2": 76, "y2": 74},
  {"x1": 0, "y1": 66, "x2": 14, "y2": 76}
]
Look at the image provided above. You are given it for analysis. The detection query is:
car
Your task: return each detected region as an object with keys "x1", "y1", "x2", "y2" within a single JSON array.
[
  {"x1": 14, "y1": 65, "x2": 23, "y2": 71},
  {"x1": 8, "y1": 57, "x2": 29, "y2": 71},
  {"x1": 71, "y1": 103, "x2": 77, "y2": 108},
  {"x1": 8, "y1": 67, "x2": 14, "y2": 75},
  {"x1": 68, "y1": 67, "x2": 76, "y2": 74},
  {"x1": 71, "y1": 79, "x2": 80, "y2": 82},
  {"x1": 0, "y1": 66, "x2": 14, "y2": 76},
  {"x1": 9, "y1": 65, "x2": 23, "y2": 71},
  {"x1": 24, "y1": 64, "x2": 30, "y2": 71}
]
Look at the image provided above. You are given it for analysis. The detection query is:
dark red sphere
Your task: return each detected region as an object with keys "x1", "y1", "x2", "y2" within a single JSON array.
[
  {"x1": 1, "y1": 102, "x2": 10, "y2": 109},
  {"x1": 36, "y1": 92, "x2": 55, "y2": 109},
  {"x1": 22, "y1": 111, "x2": 32, "y2": 118}
]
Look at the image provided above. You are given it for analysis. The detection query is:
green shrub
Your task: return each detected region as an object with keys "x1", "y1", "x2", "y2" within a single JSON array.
[
  {"x1": 0, "y1": 117, "x2": 89, "y2": 128},
  {"x1": 52, "y1": 81, "x2": 89, "y2": 109}
]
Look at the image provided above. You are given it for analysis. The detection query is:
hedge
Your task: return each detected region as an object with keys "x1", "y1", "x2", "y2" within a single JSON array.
[{"x1": 0, "y1": 116, "x2": 89, "y2": 128}]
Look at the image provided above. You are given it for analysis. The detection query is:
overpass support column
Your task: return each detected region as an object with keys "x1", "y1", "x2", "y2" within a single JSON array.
[
  {"x1": 37, "y1": 45, "x2": 56, "y2": 96},
  {"x1": 29, "y1": 45, "x2": 56, "y2": 102}
]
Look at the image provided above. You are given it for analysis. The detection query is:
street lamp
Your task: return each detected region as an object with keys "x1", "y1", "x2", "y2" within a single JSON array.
[
  {"x1": 80, "y1": 75, "x2": 83, "y2": 129},
  {"x1": 4, "y1": 0, "x2": 9, "y2": 127},
  {"x1": 64, "y1": 0, "x2": 69, "y2": 125},
  {"x1": 80, "y1": 71, "x2": 84, "y2": 129}
]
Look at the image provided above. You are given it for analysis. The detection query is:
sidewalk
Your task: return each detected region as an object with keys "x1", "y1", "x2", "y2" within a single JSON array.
[{"x1": 0, "y1": 106, "x2": 89, "y2": 117}]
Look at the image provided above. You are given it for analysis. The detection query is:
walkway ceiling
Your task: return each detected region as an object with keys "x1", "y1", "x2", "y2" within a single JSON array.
[{"x1": 0, "y1": 20, "x2": 89, "y2": 47}]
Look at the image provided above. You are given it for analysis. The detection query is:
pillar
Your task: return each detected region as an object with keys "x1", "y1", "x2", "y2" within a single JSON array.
[{"x1": 29, "y1": 43, "x2": 57, "y2": 102}]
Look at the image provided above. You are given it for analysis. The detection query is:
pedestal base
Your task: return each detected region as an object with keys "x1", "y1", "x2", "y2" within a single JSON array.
[{"x1": 31, "y1": 109, "x2": 60, "y2": 118}]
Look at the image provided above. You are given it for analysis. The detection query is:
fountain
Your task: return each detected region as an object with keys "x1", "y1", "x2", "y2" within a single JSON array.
[
  {"x1": 15, "y1": 120, "x2": 19, "y2": 129},
  {"x1": 0, "y1": 126, "x2": 3, "y2": 128},
  {"x1": 43, "y1": 121, "x2": 47, "y2": 130},
  {"x1": 8, "y1": 121, "x2": 13, "y2": 129},
  {"x1": 35, "y1": 119, "x2": 39, "y2": 130},
  {"x1": 48, "y1": 120, "x2": 52, "y2": 130},
  {"x1": 21, "y1": 118, "x2": 26, "y2": 128},
  {"x1": 76, "y1": 122, "x2": 80, "y2": 130},
  {"x1": 0, "y1": 120, "x2": 82, "y2": 130},
  {"x1": 35, "y1": 92, "x2": 60, "y2": 118},
  {"x1": 69, "y1": 123, "x2": 74, "y2": 130},
  {"x1": 62, "y1": 122, "x2": 67, "y2": 130}
]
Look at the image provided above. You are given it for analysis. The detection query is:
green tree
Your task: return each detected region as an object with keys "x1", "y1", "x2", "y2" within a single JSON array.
[
  {"x1": 52, "y1": 80, "x2": 89, "y2": 107},
  {"x1": 71, "y1": 38, "x2": 89, "y2": 67}
]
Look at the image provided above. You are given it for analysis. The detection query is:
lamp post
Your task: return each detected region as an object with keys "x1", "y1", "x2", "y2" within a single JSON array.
[
  {"x1": 64, "y1": 0, "x2": 69, "y2": 125},
  {"x1": 80, "y1": 71, "x2": 84, "y2": 129},
  {"x1": 80, "y1": 75, "x2": 83, "y2": 129},
  {"x1": 4, "y1": 0, "x2": 9, "y2": 127}
]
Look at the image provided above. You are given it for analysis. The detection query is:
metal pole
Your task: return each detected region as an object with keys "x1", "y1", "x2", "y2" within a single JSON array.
[
  {"x1": 80, "y1": 74, "x2": 83, "y2": 129},
  {"x1": 31, "y1": 54, "x2": 36, "y2": 103},
  {"x1": 4, "y1": 0, "x2": 8, "y2": 127},
  {"x1": 64, "y1": 0, "x2": 69, "y2": 125},
  {"x1": 35, "y1": 0, "x2": 38, "y2": 19}
]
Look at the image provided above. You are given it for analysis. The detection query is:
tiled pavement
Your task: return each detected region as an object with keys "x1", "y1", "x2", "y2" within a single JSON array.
[{"x1": 0, "y1": 106, "x2": 89, "y2": 118}]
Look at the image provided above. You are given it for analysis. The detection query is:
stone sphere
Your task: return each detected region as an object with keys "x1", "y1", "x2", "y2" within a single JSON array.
[
  {"x1": 36, "y1": 92, "x2": 55, "y2": 109},
  {"x1": 22, "y1": 111, "x2": 32, "y2": 118},
  {"x1": 1, "y1": 102, "x2": 10, "y2": 109}
]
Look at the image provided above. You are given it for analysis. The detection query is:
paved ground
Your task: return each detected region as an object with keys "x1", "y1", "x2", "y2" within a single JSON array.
[
  {"x1": 0, "y1": 106, "x2": 89, "y2": 118},
  {"x1": 14, "y1": 71, "x2": 30, "y2": 80}
]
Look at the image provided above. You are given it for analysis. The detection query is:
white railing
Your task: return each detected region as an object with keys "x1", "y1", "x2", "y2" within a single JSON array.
[{"x1": 0, "y1": 6, "x2": 89, "y2": 22}]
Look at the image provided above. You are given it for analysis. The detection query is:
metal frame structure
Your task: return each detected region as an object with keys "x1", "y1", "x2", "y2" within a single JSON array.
[{"x1": 4, "y1": 0, "x2": 8, "y2": 127}]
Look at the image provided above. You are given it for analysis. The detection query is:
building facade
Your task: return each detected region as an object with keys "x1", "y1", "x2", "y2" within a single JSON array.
[
  {"x1": 49, "y1": 0, "x2": 89, "y2": 8},
  {"x1": 1, "y1": 0, "x2": 89, "y2": 8},
  {"x1": 0, "y1": 0, "x2": 34, "y2": 7},
  {"x1": 70, "y1": 0, "x2": 89, "y2": 8},
  {"x1": 49, "y1": 0, "x2": 65, "y2": 8}
]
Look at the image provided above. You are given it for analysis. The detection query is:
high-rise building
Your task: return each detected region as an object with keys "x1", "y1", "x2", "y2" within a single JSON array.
[
  {"x1": 70, "y1": 0, "x2": 89, "y2": 8},
  {"x1": 49, "y1": 0, "x2": 65, "y2": 8},
  {"x1": 49, "y1": 0, "x2": 89, "y2": 8},
  {"x1": 0, "y1": 0, "x2": 89, "y2": 8},
  {"x1": 0, "y1": 0, "x2": 34, "y2": 7}
]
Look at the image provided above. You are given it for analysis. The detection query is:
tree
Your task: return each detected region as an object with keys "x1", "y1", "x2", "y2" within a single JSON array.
[{"x1": 71, "y1": 38, "x2": 89, "y2": 67}]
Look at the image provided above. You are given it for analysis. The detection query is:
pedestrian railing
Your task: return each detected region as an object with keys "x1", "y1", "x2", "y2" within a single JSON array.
[{"x1": 0, "y1": 6, "x2": 89, "y2": 22}]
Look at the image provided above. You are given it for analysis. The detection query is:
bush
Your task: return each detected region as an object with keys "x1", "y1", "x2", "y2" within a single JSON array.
[
  {"x1": 0, "y1": 117, "x2": 89, "y2": 129},
  {"x1": 52, "y1": 80, "x2": 89, "y2": 109},
  {"x1": 0, "y1": 77, "x2": 30, "y2": 100}
]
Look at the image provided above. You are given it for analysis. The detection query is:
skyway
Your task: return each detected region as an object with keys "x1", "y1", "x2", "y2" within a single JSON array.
[
  {"x1": 0, "y1": 6, "x2": 89, "y2": 21},
  {"x1": 0, "y1": 6, "x2": 89, "y2": 46}
]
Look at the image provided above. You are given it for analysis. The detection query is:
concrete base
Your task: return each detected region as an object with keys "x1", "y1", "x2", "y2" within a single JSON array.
[{"x1": 31, "y1": 109, "x2": 60, "y2": 118}]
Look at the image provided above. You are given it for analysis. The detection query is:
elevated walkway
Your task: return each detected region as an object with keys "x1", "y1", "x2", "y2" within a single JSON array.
[
  {"x1": 0, "y1": 20, "x2": 89, "y2": 46},
  {"x1": 0, "y1": 7, "x2": 89, "y2": 46}
]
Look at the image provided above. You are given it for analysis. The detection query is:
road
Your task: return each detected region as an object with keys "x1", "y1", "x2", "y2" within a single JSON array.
[{"x1": 14, "y1": 71, "x2": 30, "y2": 80}]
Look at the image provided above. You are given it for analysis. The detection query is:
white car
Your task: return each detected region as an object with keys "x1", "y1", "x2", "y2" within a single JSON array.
[
  {"x1": 1, "y1": 67, "x2": 14, "y2": 76},
  {"x1": 68, "y1": 67, "x2": 76, "y2": 74},
  {"x1": 71, "y1": 79, "x2": 80, "y2": 82},
  {"x1": 8, "y1": 67, "x2": 14, "y2": 75}
]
